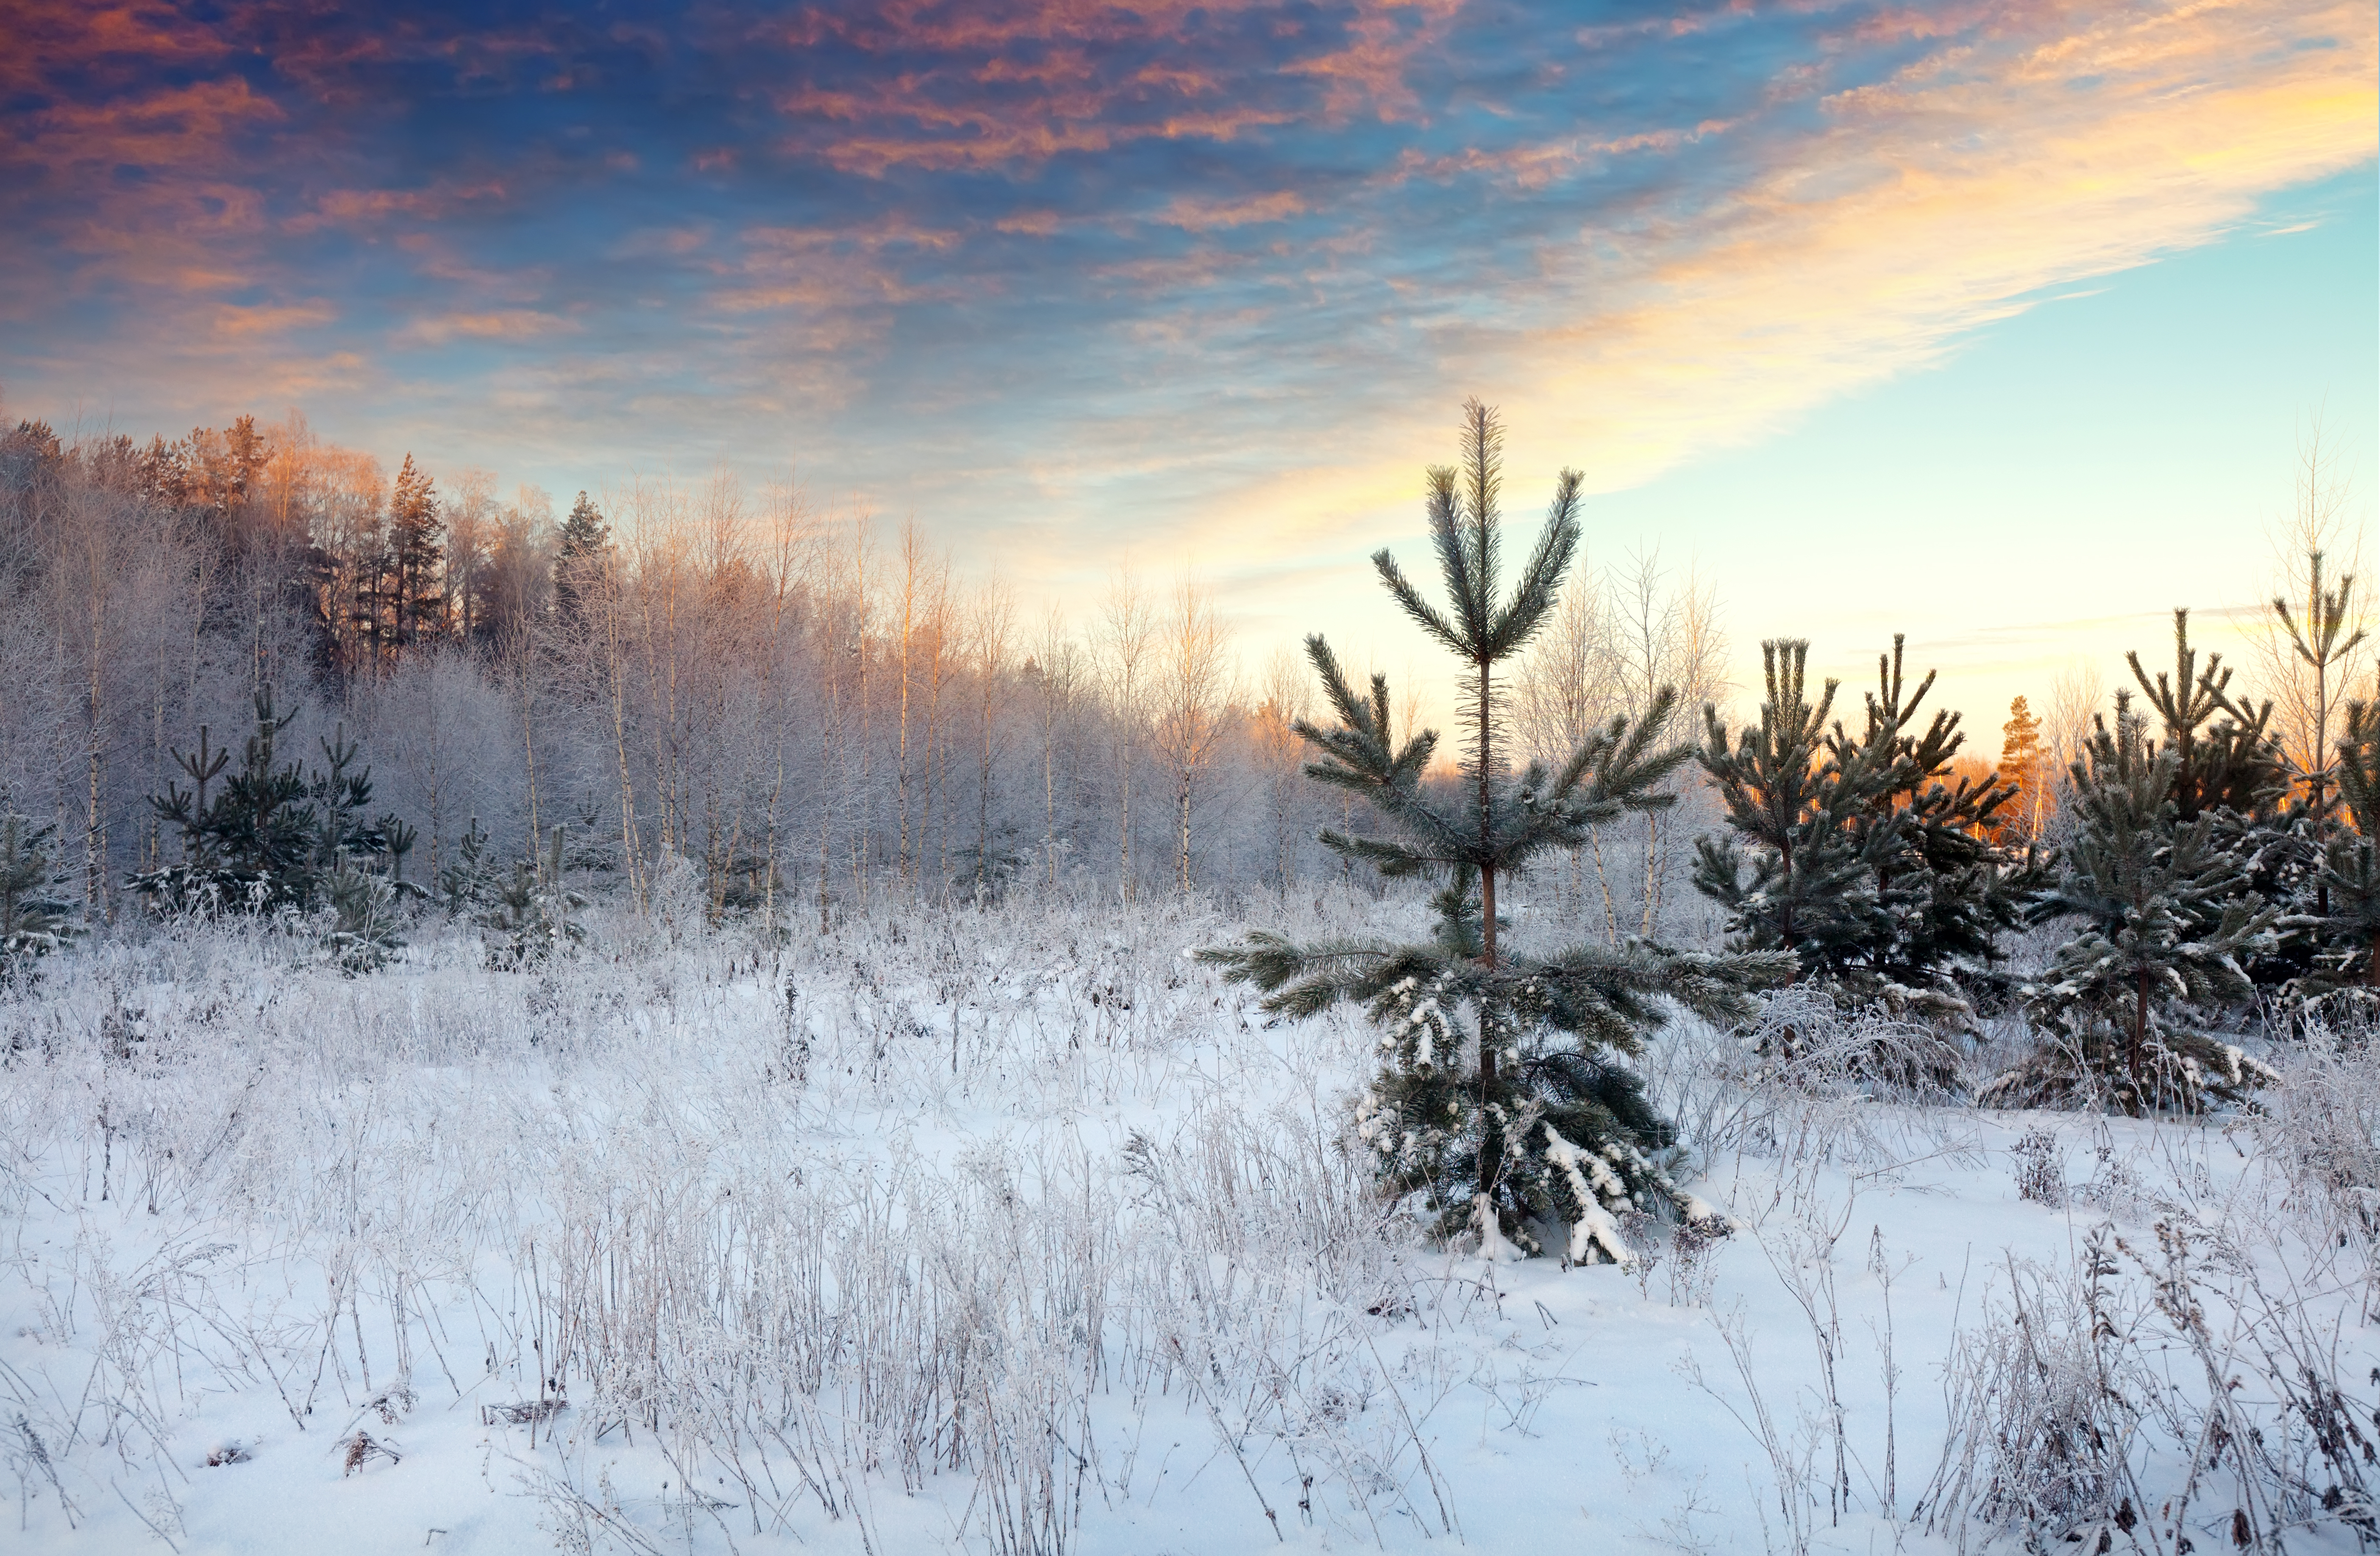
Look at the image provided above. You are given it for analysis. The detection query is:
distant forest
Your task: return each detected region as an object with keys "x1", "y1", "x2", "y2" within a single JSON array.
[{"x1": 0, "y1": 405, "x2": 2357, "y2": 944}]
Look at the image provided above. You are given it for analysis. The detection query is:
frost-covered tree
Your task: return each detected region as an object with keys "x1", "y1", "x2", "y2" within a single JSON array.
[
  {"x1": 481, "y1": 825, "x2": 587, "y2": 970},
  {"x1": 136, "y1": 689, "x2": 317, "y2": 909},
  {"x1": 0, "y1": 814, "x2": 74, "y2": 975},
  {"x1": 1201, "y1": 400, "x2": 1790, "y2": 1262},
  {"x1": 1990, "y1": 696, "x2": 2280, "y2": 1114},
  {"x1": 1695, "y1": 636, "x2": 2031, "y2": 1057},
  {"x1": 2122, "y1": 609, "x2": 2309, "y2": 996},
  {"x1": 2303, "y1": 700, "x2": 2380, "y2": 993}
]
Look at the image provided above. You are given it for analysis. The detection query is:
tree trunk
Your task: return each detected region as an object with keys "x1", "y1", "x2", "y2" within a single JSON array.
[{"x1": 2132, "y1": 967, "x2": 2149, "y2": 1084}]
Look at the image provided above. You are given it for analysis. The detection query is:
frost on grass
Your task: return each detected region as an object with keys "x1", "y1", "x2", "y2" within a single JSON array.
[{"x1": 0, "y1": 897, "x2": 2372, "y2": 1554}]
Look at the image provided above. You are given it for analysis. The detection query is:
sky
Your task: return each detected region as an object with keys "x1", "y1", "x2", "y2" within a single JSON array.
[{"x1": 3, "y1": 0, "x2": 2374, "y2": 742}]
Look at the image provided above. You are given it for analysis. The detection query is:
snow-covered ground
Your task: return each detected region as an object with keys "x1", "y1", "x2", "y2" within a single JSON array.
[{"x1": 1, "y1": 898, "x2": 2372, "y2": 1554}]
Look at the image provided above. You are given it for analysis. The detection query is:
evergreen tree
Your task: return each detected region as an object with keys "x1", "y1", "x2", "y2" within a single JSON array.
[
  {"x1": 482, "y1": 825, "x2": 587, "y2": 970},
  {"x1": 310, "y1": 722, "x2": 381, "y2": 868},
  {"x1": 323, "y1": 850, "x2": 402, "y2": 973},
  {"x1": 386, "y1": 454, "x2": 445, "y2": 655},
  {"x1": 437, "y1": 816, "x2": 500, "y2": 914},
  {"x1": 378, "y1": 814, "x2": 427, "y2": 903},
  {"x1": 1695, "y1": 636, "x2": 2032, "y2": 1052},
  {"x1": 0, "y1": 815, "x2": 74, "y2": 978},
  {"x1": 2267, "y1": 549, "x2": 2365, "y2": 830},
  {"x1": 136, "y1": 692, "x2": 416, "y2": 917},
  {"x1": 136, "y1": 689, "x2": 317, "y2": 909},
  {"x1": 1201, "y1": 401, "x2": 1790, "y2": 1262},
  {"x1": 1999, "y1": 695, "x2": 2049, "y2": 848},
  {"x1": 555, "y1": 491, "x2": 609, "y2": 624},
  {"x1": 2123, "y1": 610, "x2": 2309, "y2": 992},
  {"x1": 1991, "y1": 696, "x2": 2281, "y2": 1114},
  {"x1": 2303, "y1": 700, "x2": 2380, "y2": 993}
]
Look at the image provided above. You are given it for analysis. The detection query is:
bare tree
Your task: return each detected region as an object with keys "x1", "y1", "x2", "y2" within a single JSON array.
[
  {"x1": 1252, "y1": 644, "x2": 1310, "y2": 895},
  {"x1": 1151, "y1": 573, "x2": 1231, "y2": 895},
  {"x1": 1031, "y1": 604, "x2": 1080, "y2": 892},
  {"x1": 1101, "y1": 572, "x2": 1154, "y2": 905},
  {"x1": 966, "y1": 572, "x2": 1016, "y2": 897},
  {"x1": 892, "y1": 520, "x2": 950, "y2": 899},
  {"x1": 2249, "y1": 425, "x2": 2369, "y2": 817},
  {"x1": 1516, "y1": 570, "x2": 1615, "y2": 921},
  {"x1": 2046, "y1": 660, "x2": 2107, "y2": 801}
]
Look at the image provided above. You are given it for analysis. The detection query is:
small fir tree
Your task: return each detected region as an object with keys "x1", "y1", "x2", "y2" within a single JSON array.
[
  {"x1": 1991, "y1": 696, "x2": 2281, "y2": 1114},
  {"x1": 1201, "y1": 401, "x2": 1791, "y2": 1262},
  {"x1": 0, "y1": 815, "x2": 75, "y2": 977}
]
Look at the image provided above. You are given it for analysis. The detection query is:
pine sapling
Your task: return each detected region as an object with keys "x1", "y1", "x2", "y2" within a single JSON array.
[
  {"x1": 1993, "y1": 696, "x2": 2281, "y2": 1114},
  {"x1": 1203, "y1": 400, "x2": 1791, "y2": 1262}
]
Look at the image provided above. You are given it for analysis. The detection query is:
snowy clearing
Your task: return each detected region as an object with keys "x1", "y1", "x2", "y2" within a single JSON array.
[{"x1": 2, "y1": 900, "x2": 2373, "y2": 1555}]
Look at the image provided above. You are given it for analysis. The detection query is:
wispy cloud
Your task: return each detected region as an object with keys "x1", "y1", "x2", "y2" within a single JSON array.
[{"x1": 0, "y1": 0, "x2": 2369, "y2": 636}]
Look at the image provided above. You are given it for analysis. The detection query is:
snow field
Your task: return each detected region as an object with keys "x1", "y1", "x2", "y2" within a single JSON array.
[{"x1": 0, "y1": 897, "x2": 2372, "y2": 1554}]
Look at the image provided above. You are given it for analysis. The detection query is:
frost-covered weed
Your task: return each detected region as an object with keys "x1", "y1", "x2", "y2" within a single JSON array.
[{"x1": 0, "y1": 892, "x2": 1470, "y2": 1551}]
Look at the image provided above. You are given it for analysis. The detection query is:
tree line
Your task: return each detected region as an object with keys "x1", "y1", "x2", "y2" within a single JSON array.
[{"x1": 0, "y1": 402, "x2": 1735, "y2": 940}]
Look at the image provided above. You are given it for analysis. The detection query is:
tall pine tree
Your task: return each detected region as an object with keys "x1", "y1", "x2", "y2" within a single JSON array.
[
  {"x1": 1202, "y1": 401, "x2": 1790, "y2": 1262},
  {"x1": 386, "y1": 454, "x2": 445, "y2": 657},
  {"x1": 555, "y1": 491, "x2": 609, "y2": 625}
]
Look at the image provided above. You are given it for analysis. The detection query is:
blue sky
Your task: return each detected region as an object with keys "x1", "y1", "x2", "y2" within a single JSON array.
[{"x1": 3, "y1": 0, "x2": 2373, "y2": 738}]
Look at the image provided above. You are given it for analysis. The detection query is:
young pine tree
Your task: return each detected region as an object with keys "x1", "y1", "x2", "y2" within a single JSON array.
[
  {"x1": 2304, "y1": 700, "x2": 2380, "y2": 994},
  {"x1": 136, "y1": 688, "x2": 318, "y2": 910},
  {"x1": 0, "y1": 815, "x2": 75, "y2": 977},
  {"x1": 2122, "y1": 609, "x2": 2308, "y2": 993},
  {"x1": 1695, "y1": 637, "x2": 2030, "y2": 1057},
  {"x1": 1992, "y1": 696, "x2": 2281, "y2": 1114},
  {"x1": 481, "y1": 825, "x2": 587, "y2": 970},
  {"x1": 1201, "y1": 401, "x2": 1791, "y2": 1262}
]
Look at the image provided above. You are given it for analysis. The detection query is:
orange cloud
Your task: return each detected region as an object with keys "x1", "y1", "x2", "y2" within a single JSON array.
[
  {"x1": 1473, "y1": 0, "x2": 2378, "y2": 494},
  {"x1": 400, "y1": 310, "x2": 578, "y2": 346},
  {"x1": 213, "y1": 298, "x2": 338, "y2": 338},
  {"x1": 1156, "y1": 190, "x2": 1307, "y2": 230}
]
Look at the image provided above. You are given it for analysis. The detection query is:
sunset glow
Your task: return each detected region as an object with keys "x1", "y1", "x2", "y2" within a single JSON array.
[{"x1": 5, "y1": 0, "x2": 2374, "y2": 721}]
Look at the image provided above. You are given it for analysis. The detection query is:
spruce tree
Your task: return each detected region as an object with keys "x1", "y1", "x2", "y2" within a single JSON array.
[
  {"x1": 1201, "y1": 401, "x2": 1790, "y2": 1262},
  {"x1": 1992, "y1": 695, "x2": 2281, "y2": 1114}
]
